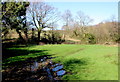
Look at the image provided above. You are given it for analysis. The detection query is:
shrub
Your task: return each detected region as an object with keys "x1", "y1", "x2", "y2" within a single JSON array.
[
  {"x1": 84, "y1": 33, "x2": 96, "y2": 44},
  {"x1": 44, "y1": 31, "x2": 65, "y2": 44}
]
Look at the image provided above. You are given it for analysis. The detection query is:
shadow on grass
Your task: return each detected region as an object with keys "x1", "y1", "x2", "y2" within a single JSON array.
[
  {"x1": 63, "y1": 58, "x2": 88, "y2": 77},
  {"x1": 2, "y1": 45, "x2": 52, "y2": 69},
  {"x1": 2, "y1": 48, "x2": 47, "y2": 59},
  {"x1": 63, "y1": 58, "x2": 88, "y2": 67},
  {"x1": 62, "y1": 58, "x2": 89, "y2": 80}
]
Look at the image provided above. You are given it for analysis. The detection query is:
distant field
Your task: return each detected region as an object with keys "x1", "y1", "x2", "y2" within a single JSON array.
[{"x1": 3, "y1": 44, "x2": 118, "y2": 80}]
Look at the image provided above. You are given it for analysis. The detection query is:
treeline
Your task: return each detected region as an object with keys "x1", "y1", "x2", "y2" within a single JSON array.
[
  {"x1": 60, "y1": 9, "x2": 119, "y2": 44},
  {"x1": 62, "y1": 21, "x2": 119, "y2": 44},
  {"x1": 1, "y1": 1, "x2": 119, "y2": 45}
]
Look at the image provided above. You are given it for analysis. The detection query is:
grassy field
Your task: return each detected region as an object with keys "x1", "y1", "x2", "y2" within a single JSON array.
[{"x1": 3, "y1": 44, "x2": 118, "y2": 80}]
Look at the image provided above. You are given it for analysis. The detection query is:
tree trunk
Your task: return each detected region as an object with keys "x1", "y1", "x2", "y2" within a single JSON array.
[
  {"x1": 37, "y1": 30, "x2": 41, "y2": 44},
  {"x1": 16, "y1": 29, "x2": 25, "y2": 42},
  {"x1": 24, "y1": 28, "x2": 28, "y2": 43},
  {"x1": 52, "y1": 32, "x2": 54, "y2": 44},
  {"x1": 31, "y1": 28, "x2": 35, "y2": 39}
]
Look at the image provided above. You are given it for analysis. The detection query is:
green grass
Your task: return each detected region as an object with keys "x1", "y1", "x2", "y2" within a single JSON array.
[{"x1": 3, "y1": 44, "x2": 118, "y2": 80}]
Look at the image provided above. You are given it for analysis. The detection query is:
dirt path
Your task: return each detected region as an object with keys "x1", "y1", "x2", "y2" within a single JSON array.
[{"x1": 65, "y1": 36, "x2": 81, "y2": 42}]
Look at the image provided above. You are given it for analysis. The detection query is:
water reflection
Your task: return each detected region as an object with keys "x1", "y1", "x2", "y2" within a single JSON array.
[
  {"x1": 56, "y1": 70, "x2": 66, "y2": 76},
  {"x1": 52, "y1": 65, "x2": 63, "y2": 71},
  {"x1": 31, "y1": 61, "x2": 38, "y2": 72},
  {"x1": 52, "y1": 63, "x2": 60, "y2": 67},
  {"x1": 30, "y1": 56, "x2": 66, "y2": 80}
]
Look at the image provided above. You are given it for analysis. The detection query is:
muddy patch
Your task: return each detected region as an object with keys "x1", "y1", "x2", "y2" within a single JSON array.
[{"x1": 2, "y1": 55, "x2": 66, "y2": 81}]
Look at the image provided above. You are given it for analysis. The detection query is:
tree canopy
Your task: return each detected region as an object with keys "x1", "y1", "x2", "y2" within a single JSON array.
[{"x1": 1, "y1": 1, "x2": 29, "y2": 41}]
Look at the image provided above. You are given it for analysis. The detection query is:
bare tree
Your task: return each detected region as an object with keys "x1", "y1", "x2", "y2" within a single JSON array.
[
  {"x1": 76, "y1": 11, "x2": 93, "y2": 27},
  {"x1": 108, "y1": 15, "x2": 118, "y2": 42},
  {"x1": 68, "y1": 11, "x2": 93, "y2": 42},
  {"x1": 76, "y1": 11, "x2": 93, "y2": 35},
  {"x1": 61, "y1": 10, "x2": 73, "y2": 30},
  {"x1": 27, "y1": 2, "x2": 59, "y2": 42}
]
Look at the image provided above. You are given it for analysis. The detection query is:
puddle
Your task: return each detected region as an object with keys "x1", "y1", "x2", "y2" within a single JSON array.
[
  {"x1": 52, "y1": 63, "x2": 60, "y2": 67},
  {"x1": 27, "y1": 56, "x2": 66, "y2": 80},
  {"x1": 52, "y1": 65, "x2": 63, "y2": 71},
  {"x1": 3, "y1": 55, "x2": 66, "y2": 81},
  {"x1": 31, "y1": 61, "x2": 39, "y2": 72},
  {"x1": 56, "y1": 70, "x2": 66, "y2": 76}
]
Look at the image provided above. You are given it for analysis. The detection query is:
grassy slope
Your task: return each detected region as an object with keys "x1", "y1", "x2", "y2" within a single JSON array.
[{"x1": 4, "y1": 44, "x2": 118, "y2": 80}]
